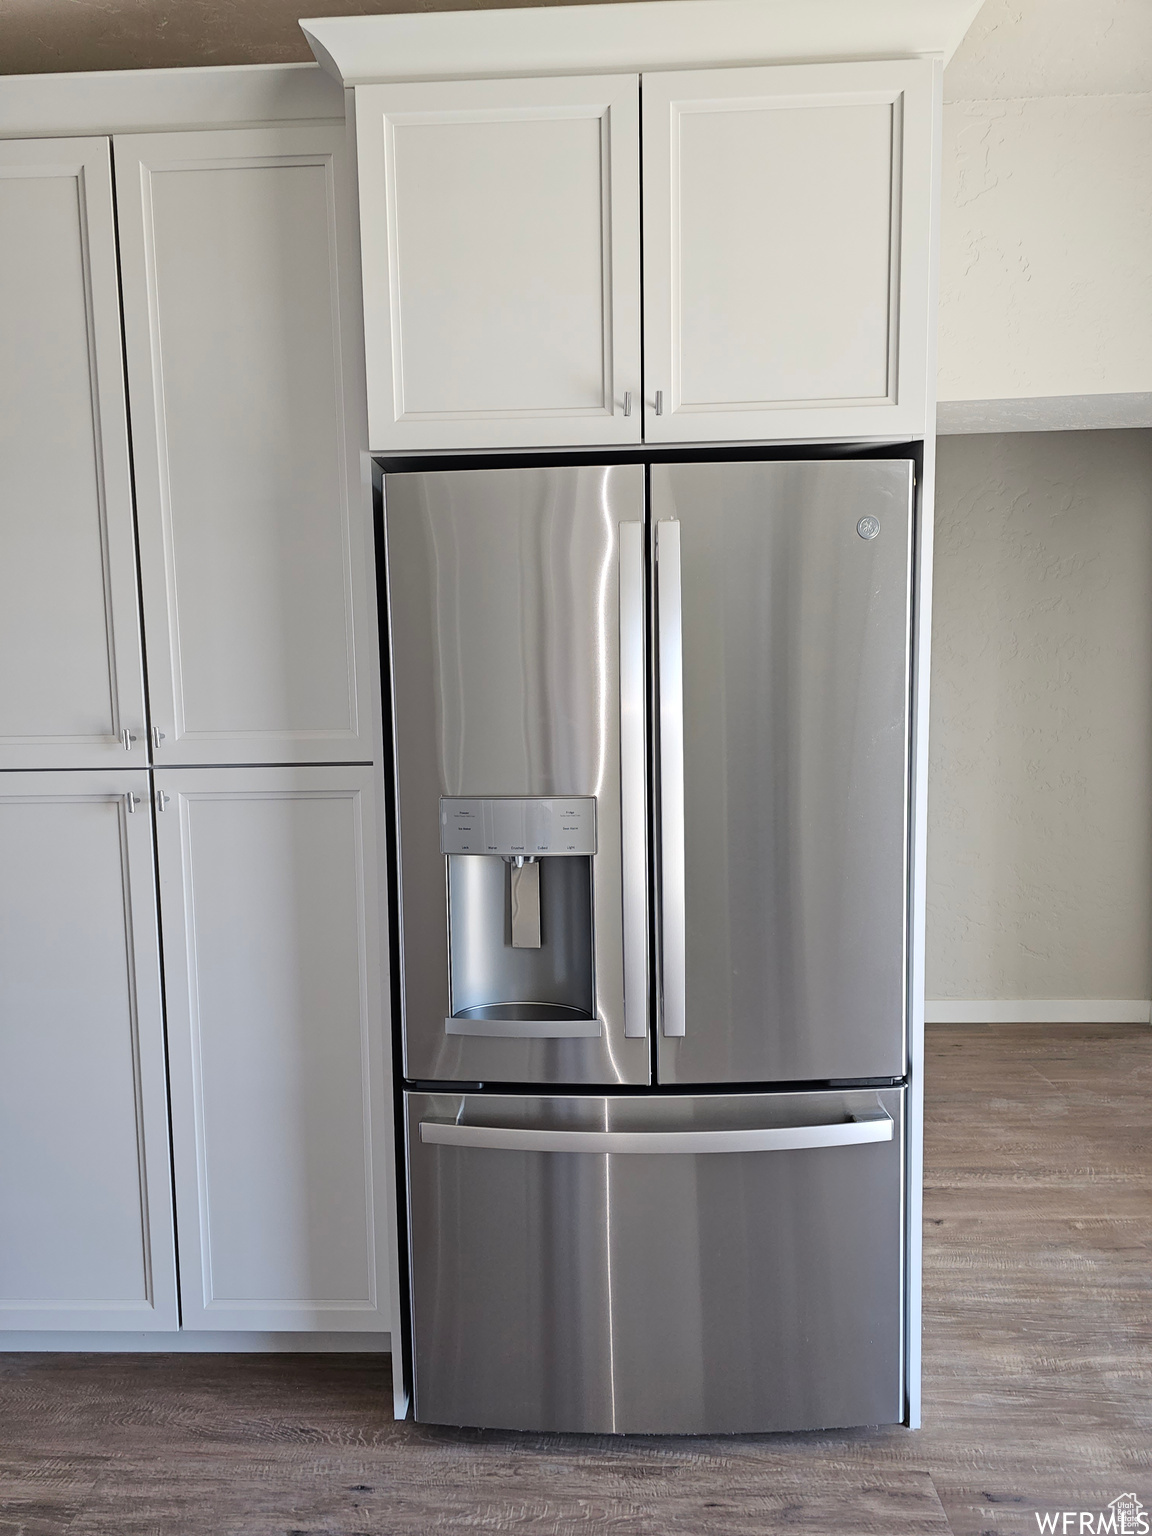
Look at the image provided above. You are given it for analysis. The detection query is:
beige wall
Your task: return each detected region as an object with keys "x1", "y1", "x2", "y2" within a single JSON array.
[
  {"x1": 0, "y1": 0, "x2": 594, "y2": 75},
  {"x1": 928, "y1": 430, "x2": 1152, "y2": 1001},
  {"x1": 939, "y1": 0, "x2": 1152, "y2": 406}
]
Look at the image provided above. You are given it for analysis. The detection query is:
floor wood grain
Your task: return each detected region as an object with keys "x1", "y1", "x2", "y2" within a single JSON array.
[{"x1": 1, "y1": 1025, "x2": 1149, "y2": 1535}]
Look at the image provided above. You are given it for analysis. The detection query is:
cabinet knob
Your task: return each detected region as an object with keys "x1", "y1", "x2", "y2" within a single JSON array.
[
  {"x1": 153, "y1": 726, "x2": 166, "y2": 750},
  {"x1": 623, "y1": 390, "x2": 632, "y2": 417},
  {"x1": 654, "y1": 390, "x2": 664, "y2": 416},
  {"x1": 121, "y1": 727, "x2": 137, "y2": 751}
]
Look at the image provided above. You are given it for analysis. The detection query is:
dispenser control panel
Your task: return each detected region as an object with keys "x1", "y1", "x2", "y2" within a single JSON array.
[{"x1": 440, "y1": 797, "x2": 597, "y2": 856}]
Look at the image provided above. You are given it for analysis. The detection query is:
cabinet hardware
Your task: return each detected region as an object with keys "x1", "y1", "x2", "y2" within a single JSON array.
[
  {"x1": 156, "y1": 791, "x2": 170, "y2": 813},
  {"x1": 121, "y1": 728, "x2": 137, "y2": 751},
  {"x1": 654, "y1": 390, "x2": 664, "y2": 416},
  {"x1": 152, "y1": 727, "x2": 165, "y2": 749},
  {"x1": 124, "y1": 792, "x2": 140, "y2": 814},
  {"x1": 623, "y1": 391, "x2": 632, "y2": 417}
]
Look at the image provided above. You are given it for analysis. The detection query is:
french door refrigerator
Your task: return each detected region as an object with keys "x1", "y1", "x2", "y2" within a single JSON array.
[{"x1": 383, "y1": 458, "x2": 914, "y2": 1435}]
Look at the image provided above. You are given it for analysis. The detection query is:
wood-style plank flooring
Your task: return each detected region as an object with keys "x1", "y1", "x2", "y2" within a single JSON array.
[{"x1": 1, "y1": 1024, "x2": 1149, "y2": 1535}]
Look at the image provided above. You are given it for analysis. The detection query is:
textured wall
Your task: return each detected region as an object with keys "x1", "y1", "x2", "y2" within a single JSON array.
[
  {"x1": 944, "y1": 0, "x2": 1152, "y2": 100},
  {"x1": 928, "y1": 430, "x2": 1152, "y2": 1000},
  {"x1": 938, "y1": 94, "x2": 1152, "y2": 403},
  {"x1": 939, "y1": 0, "x2": 1152, "y2": 404}
]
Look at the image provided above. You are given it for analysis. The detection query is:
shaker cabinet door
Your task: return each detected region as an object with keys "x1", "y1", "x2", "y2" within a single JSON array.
[
  {"x1": 0, "y1": 771, "x2": 177, "y2": 1330},
  {"x1": 0, "y1": 138, "x2": 147, "y2": 769},
  {"x1": 155, "y1": 766, "x2": 392, "y2": 1332},
  {"x1": 354, "y1": 74, "x2": 642, "y2": 452},
  {"x1": 115, "y1": 127, "x2": 374, "y2": 766},
  {"x1": 642, "y1": 60, "x2": 934, "y2": 443}
]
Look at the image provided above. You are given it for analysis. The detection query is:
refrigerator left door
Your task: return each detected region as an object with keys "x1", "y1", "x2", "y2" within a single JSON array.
[{"x1": 384, "y1": 465, "x2": 650, "y2": 1086}]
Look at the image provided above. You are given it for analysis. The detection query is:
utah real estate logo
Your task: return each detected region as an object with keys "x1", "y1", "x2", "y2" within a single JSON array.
[{"x1": 1036, "y1": 1494, "x2": 1148, "y2": 1534}]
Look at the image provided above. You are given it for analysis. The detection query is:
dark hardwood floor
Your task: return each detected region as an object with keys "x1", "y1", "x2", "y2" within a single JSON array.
[{"x1": 1, "y1": 1024, "x2": 1149, "y2": 1535}]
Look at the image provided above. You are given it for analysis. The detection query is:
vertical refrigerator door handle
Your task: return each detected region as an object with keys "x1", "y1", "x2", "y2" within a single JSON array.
[
  {"x1": 619, "y1": 521, "x2": 647, "y2": 1039},
  {"x1": 657, "y1": 519, "x2": 686, "y2": 1038}
]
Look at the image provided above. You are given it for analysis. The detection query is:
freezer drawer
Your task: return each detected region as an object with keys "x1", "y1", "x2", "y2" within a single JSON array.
[{"x1": 406, "y1": 1087, "x2": 905, "y2": 1435}]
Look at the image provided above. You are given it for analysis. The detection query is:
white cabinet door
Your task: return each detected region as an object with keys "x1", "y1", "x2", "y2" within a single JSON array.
[
  {"x1": 0, "y1": 139, "x2": 147, "y2": 770},
  {"x1": 156, "y1": 766, "x2": 391, "y2": 1332},
  {"x1": 115, "y1": 127, "x2": 374, "y2": 767},
  {"x1": 642, "y1": 61, "x2": 935, "y2": 443},
  {"x1": 355, "y1": 74, "x2": 642, "y2": 452},
  {"x1": 0, "y1": 771, "x2": 177, "y2": 1330}
]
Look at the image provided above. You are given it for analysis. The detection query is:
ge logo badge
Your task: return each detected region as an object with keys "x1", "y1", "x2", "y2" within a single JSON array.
[{"x1": 857, "y1": 516, "x2": 881, "y2": 540}]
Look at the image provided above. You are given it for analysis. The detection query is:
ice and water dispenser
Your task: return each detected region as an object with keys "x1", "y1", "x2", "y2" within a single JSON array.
[{"x1": 440, "y1": 797, "x2": 600, "y2": 1037}]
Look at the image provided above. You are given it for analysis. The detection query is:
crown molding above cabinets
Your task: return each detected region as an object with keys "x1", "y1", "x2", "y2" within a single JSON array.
[{"x1": 301, "y1": 0, "x2": 983, "y2": 86}]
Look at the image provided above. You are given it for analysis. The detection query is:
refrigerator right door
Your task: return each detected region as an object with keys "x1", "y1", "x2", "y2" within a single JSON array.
[{"x1": 652, "y1": 460, "x2": 913, "y2": 1085}]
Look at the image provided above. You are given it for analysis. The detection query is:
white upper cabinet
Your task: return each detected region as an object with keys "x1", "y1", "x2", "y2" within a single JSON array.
[
  {"x1": 0, "y1": 138, "x2": 147, "y2": 769},
  {"x1": 642, "y1": 61, "x2": 934, "y2": 442},
  {"x1": 115, "y1": 126, "x2": 374, "y2": 766},
  {"x1": 348, "y1": 59, "x2": 935, "y2": 452},
  {"x1": 0, "y1": 771, "x2": 177, "y2": 1331},
  {"x1": 354, "y1": 74, "x2": 642, "y2": 452},
  {"x1": 156, "y1": 766, "x2": 391, "y2": 1332}
]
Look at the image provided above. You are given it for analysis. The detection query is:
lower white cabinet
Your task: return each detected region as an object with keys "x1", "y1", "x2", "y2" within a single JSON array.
[
  {"x1": 0, "y1": 771, "x2": 178, "y2": 1330},
  {"x1": 155, "y1": 766, "x2": 391, "y2": 1332}
]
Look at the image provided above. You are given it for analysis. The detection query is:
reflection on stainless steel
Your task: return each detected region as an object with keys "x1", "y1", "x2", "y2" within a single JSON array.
[
  {"x1": 617, "y1": 522, "x2": 648, "y2": 1039},
  {"x1": 444, "y1": 1013, "x2": 603, "y2": 1038},
  {"x1": 651, "y1": 460, "x2": 913, "y2": 1084},
  {"x1": 384, "y1": 466, "x2": 647, "y2": 1085},
  {"x1": 509, "y1": 859, "x2": 541, "y2": 948},
  {"x1": 407, "y1": 1087, "x2": 905, "y2": 1434}
]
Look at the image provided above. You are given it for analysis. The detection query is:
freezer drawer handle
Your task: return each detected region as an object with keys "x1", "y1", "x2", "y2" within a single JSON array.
[
  {"x1": 419, "y1": 1110, "x2": 892, "y2": 1155},
  {"x1": 656, "y1": 519, "x2": 686, "y2": 1038}
]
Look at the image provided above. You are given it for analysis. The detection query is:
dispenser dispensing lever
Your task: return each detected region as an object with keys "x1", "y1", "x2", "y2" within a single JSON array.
[{"x1": 509, "y1": 856, "x2": 542, "y2": 949}]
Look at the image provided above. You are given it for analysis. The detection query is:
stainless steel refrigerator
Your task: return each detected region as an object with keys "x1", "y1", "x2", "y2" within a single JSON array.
[{"x1": 383, "y1": 458, "x2": 914, "y2": 1435}]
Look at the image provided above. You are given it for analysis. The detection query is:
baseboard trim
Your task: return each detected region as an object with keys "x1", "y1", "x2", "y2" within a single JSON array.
[
  {"x1": 0, "y1": 1330, "x2": 391, "y2": 1354},
  {"x1": 925, "y1": 999, "x2": 1152, "y2": 1024}
]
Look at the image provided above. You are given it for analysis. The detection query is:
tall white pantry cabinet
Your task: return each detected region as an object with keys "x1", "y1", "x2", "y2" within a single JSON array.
[{"x1": 0, "y1": 81, "x2": 396, "y2": 1342}]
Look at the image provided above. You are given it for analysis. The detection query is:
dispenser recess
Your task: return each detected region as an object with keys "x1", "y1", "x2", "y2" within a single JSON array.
[{"x1": 441, "y1": 797, "x2": 598, "y2": 1039}]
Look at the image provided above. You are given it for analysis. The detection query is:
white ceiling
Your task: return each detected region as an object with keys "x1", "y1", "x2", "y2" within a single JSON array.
[{"x1": 944, "y1": 0, "x2": 1152, "y2": 102}]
